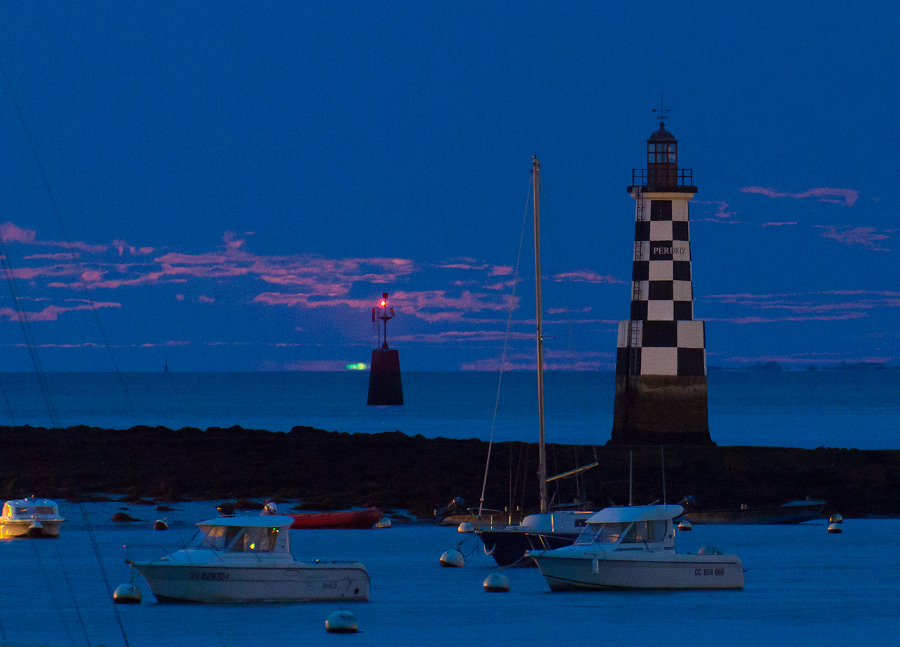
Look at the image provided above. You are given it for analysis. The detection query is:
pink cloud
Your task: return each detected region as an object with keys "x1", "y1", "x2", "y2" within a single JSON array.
[
  {"x1": 253, "y1": 292, "x2": 375, "y2": 310},
  {"x1": 24, "y1": 252, "x2": 80, "y2": 260},
  {"x1": 707, "y1": 313, "x2": 868, "y2": 324},
  {"x1": 815, "y1": 225, "x2": 891, "y2": 251},
  {"x1": 112, "y1": 239, "x2": 154, "y2": 256},
  {"x1": 50, "y1": 240, "x2": 108, "y2": 254},
  {"x1": 0, "y1": 221, "x2": 597, "y2": 332},
  {"x1": 482, "y1": 280, "x2": 517, "y2": 291},
  {"x1": 727, "y1": 354, "x2": 890, "y2": 366},
  {"x1": 696, "y1": 201, "x2": 737, "y2": 220},
  {"x1": 761, "y1": 222, "x2": 797, "y2": 227},
  {"x1": 223, "y1": 231, "x2": 249, "y2": 252},
  {"x1": 551, "y1": 270, "x2": 624, "y2": 284},
  {"x1": 0, "y1": 301, "x2": 120, "y2": 322},
  {"x1": 703, "y1": 289, "x2": 899, "y2": 323},
  {"x1": 458, "y1": 348, "x2": 611, "y2": 371},
  {"x1": 0, "y1": 222, "x2": 37, "y2": 244},
  {"x1": 741, "y1": 186, "x2": 859, "y2": 206}
]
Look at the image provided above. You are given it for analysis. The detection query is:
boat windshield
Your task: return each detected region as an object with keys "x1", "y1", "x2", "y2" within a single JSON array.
[
  {"x1": 575, "y1": 520, "x2": 668, "y2": 545},
  {"x1": 575, "y1": 522, "x2": 629, "y2": 545},
  {"x1": 12, "y1": 505, "x2": 57, "y2": 516},
  {"x1": 196, "y1": 525, "x2": 242, "y2": 550}
]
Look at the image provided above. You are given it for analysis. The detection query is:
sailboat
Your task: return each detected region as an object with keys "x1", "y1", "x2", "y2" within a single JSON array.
[{"x1": 475, "y1": 156, "x2": 598, "y2": 567}]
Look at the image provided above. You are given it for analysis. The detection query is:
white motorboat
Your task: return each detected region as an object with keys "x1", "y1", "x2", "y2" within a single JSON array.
[
  {"x1": 0, "y1": 497, "x2": 65, "y2": 538},
  {"x1": 128, "y1": 515, "x2": 369, "y2": 603},
  {"x1": 528, "y1": 504, "x2": 744, "y2": 590}
]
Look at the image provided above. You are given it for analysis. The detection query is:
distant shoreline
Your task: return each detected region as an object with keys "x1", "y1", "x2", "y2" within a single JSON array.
[
  {"x1": 3, "y1": 424, "x2": 898, "y2": 519},
  {"x1": 0, "y1": 363, "x2": 896, "y2": 374}
]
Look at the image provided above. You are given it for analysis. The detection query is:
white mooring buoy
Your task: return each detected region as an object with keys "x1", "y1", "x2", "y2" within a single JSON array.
[
  {"x1": 325, "y1": 610, "x2": 359, "y2": 634},
  {"x1": 829, "y1": 513, "x2": 843, "y2": 524},
  {"x1": 113, "y1": 583, "x2": 142, "y2": 604},
  {"x1": 483, "y1": 572, "x2": 510, "y2": 592},
  {"x1": 457, "y1": 521, "x2": 475, "y2": 533},
  {"x1": 440, "y1": 548, "x2": 465, "y2": 567},
  {"x1": 677, "y1": 519, "x2": 692, "y2": 531},
  {"x1": 827, "y1": 522, "x2": 842, "y2": 534}
]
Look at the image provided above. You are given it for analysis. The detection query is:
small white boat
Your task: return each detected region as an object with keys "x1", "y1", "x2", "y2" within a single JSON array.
[
  {"x1": 528, "y1": 504, "x2": 744, "y2": 590},
  {"x1": 129, "y1": 515, "x2": 369, "y2": 603},
  {"x1": 0, "y1": 497, "x2": 65, "y2": 538}
]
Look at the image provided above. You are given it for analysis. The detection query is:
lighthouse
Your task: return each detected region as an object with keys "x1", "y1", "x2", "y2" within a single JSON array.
[
  {"x1": 367, "y1": 293, "x2": 404, "y2": 405},
  {"x1": 609, "y1": 119, "x2": 713, "y2": 446}
]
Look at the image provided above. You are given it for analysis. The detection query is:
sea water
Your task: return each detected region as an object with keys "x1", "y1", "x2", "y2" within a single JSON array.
[
  {"x1": 1, "y1": 372, "x2": 898, "y2": 646},
  {"x1": 0, "y1": 369, "x2": 897, "y2": 449},
  {"x1": 0, "y1": 500, "x2": 897, "y2": 647}
]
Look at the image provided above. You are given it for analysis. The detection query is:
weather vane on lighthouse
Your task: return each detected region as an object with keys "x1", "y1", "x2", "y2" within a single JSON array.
[
  {"x1": 372, "y1": 292, "x2": 395, "y2": 349},
  {"x1": 367, "y1": 292, "x2": 404, "y2": 405},
  {"x1": 651, "y1": 94, "x2": 670, "y2": 125}
]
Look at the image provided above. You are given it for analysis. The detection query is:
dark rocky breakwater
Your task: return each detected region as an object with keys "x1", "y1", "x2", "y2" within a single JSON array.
[{"x1": 1, "y1": 424, "x2": 898, "y2": 519}]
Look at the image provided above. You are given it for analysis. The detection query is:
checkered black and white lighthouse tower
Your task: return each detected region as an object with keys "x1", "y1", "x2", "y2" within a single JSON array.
[{"x1": 610, "y1": 120, "x2": 713, "y2": 446}]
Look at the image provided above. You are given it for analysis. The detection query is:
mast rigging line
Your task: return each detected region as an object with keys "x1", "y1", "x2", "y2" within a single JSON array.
[
  {"x1": 0, "y1": 56, "x2": 137, "y2": 647},
  {"x1": 477, "y1": 169, "x2": 533, "y2": 516},
  {"x1": 0, "y1": 57, "x2": 138, "y2": 426}
]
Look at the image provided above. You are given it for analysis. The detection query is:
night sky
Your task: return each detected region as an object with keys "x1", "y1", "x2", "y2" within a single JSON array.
[{"x1": 0, "y1": 2, "x2": 896, "y2": 372}]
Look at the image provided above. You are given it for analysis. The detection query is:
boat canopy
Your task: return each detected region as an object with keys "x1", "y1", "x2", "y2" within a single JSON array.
[
  {"x1": 585, "y1": 504, "x2": 683, "y2": 525},
  {"x1": 2, "y1": 498, "x2": 61, "y2": 518},
  {"x1": 196, "y1": 515, "x2": 294, "y2": 529},
  {"x1": 193, "y1": 516, "x2": 293, "y2": 553}
]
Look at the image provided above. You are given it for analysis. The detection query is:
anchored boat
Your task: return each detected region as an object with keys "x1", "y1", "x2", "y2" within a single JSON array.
[
  {"x1": 0, "y1": 497, "x2": 65, "y2": 538},
  {"x1": 128, "y1": 515, "x2": 369, "y2": 603},
  {"x1": 528, "y1": 504, "x2": 744, "y2": 590}
]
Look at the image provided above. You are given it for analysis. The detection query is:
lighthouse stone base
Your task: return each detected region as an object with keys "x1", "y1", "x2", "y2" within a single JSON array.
[{"x1": 610, "y1": 375, "x2": 713, "y2": 446}]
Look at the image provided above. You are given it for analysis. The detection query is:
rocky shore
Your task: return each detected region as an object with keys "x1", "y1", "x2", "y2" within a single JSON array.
[{"x1": 2, "y1": 424, "x2": 898, "y2": 519}]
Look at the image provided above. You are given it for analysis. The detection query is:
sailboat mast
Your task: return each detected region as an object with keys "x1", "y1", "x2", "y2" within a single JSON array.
[{"x1": 532, "y1": 155, "x2": 548, "y2": 514}]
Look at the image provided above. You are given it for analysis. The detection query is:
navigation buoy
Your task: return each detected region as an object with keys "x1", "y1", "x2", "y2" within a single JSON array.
[
  {"x1": 827, "y1": 522, "x2": 842, "y2": 533},
  {"x1": 325, "y1": 610, "x2": 358, "y2": 634},
  {"x1": 483, "y1": 572, "x2": 510, "y2": 592},
  {"x1": 153, "y1": 519, "x2": 168, "y2": 531},
  {"x1": 677, "y1": 519, "x2": 692, "y2": 531},
  {"x1": 457, "y1": 521, "x2": 475, "y2": 533},
  {"x1": 829, "y1": 513, "x2": 843, "y2": 524},
  {"x1": 440, "y1": 548, "x2": 465, "y2": 567},
  {"x1": 375, "y1": 516, "x2": 392, "y2": 528},
  {"x1": 113, "y1": 583, "x2": 142, "y2": 604}
]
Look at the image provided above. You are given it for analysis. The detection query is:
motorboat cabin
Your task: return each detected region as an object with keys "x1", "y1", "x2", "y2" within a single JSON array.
[{"x1": 0, "y1": 497, "x2": 65, "y2": 538}]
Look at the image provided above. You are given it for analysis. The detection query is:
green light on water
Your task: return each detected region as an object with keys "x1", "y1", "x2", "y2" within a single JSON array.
[{"x1": 346, "y1": 363, "x2": 368, "y2": 371}]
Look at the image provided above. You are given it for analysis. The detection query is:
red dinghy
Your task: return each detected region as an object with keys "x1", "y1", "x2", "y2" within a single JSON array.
[{"x1": 288, "y1": 507, "x2": 383, "y2": 530}]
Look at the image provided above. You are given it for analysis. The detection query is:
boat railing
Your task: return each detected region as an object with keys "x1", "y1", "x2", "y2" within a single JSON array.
[{"x1": 123, "y1": 542, "x2": 185, "y2": 565}]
